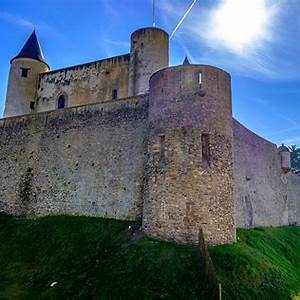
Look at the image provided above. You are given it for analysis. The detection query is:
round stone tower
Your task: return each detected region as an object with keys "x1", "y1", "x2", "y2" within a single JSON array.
[
  {"x1": 278, "y1": 144, "x2": 291, "y2": 173},
  {"x1": 128, "y1": 27, "x2": 169, "y2": 96},
  {"x1": 143, "y1": 63, "x2": 236, "y2": 245},
  {"x1": 4, "y1": 30, "x2": 49, "y2": 118}
]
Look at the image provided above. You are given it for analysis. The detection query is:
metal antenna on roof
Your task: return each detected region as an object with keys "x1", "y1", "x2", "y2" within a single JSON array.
[{"x1": 152, "y1": 0, "x2": 156, "y2": 27}]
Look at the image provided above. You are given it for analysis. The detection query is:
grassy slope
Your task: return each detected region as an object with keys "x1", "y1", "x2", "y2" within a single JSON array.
[
  {"x1": 0, "y1": 214, "x2": 211, "y2": 300},
  {"x1": 210, "y1": 226, "x2": 300, "y2": 300}
]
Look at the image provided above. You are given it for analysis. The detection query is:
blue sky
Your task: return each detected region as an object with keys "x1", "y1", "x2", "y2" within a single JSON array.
[{"x1": 0, "y1": 0, "x2": 300, "y2": 146}]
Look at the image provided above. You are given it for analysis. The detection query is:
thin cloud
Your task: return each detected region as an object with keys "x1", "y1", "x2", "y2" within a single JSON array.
[
  {"x1": 264, "y1": 127, "x2": 300, "y2": 138},
  {"x1": 100, "y1": 38, "x2": 130, "y2": 57},
  {"x1": 0, "y1": 10, "x2": 60, "y2": 38},
  {"x1": 282, "y1": 136, "x2": 300, "y2": 145},
  {"x1": 101, "y1": 0, "x2": 120, "y2": 20},
  {"x1": 0, "y1": 11, "x2": 34, "y2": 29},
  {"x1": 175, "y1": 38, "x2": 197, "y2": 64},
  {"x1": 248, "y1": 97, "x2": 300, "y2": 144},
  {"x1": 102, "y1": 38, "x2": 129, "y2": 50},
  {"x1": 97, "y1": 1, "x2": 126, "y2": 57},
  {"x1": 249, "y1": 96, "x2": 300, "y2": 129}
]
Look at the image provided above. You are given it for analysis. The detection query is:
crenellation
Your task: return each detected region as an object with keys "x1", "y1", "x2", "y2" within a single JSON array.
[{"x1": 36, "y1": 54, "x2": 131, "y2": 112}]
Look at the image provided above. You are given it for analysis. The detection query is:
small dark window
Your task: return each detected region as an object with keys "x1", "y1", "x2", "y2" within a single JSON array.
[
  {"x1": 159, "y1": 134, "x2": 165, "y2": 162},
  {"x1": 57, "y1": 95, "x2": 65, "y2": 109},
  {"x1": 112, "y1": 89, "x2": 118, "y2": 100},
  {"x1": 201, "y1": 133, "x2": 210, "y2": 168},
  {"x1": 21, "y1": 68, "x2": 29, "y2": 77},
  {"x1": 30, "y1": 101, "x2": 35, "y2": 110}
]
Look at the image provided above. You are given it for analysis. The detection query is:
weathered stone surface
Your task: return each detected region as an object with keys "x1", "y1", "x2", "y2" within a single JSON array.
[
  {"x1": 2, "y1": 26, "x2": 300, "y2": 245},
  {"x1": 143, "y1": 65, "x2": 235, "y2": 246},
  {"x1": 233, "y1": 119, "x2": 300, "y2": 228},
  {"x1": 36, "y1": 54, "x2": 130, "y2": 111},
  {"x1": 4, "y1": 58, "x2": 49, "y2": 117},
  {"x1": 288, "y1": 173, "x2": 300, "y2": 224},
  {"x1": 0, "y1": 96, "x2": 148, "y2": 220},
  {"x1": 128, "y1": 27, "x2": 169, "y2": 96}
]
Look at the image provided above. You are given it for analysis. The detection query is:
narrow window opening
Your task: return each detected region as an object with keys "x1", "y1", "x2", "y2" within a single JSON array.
[
  {"x1": 159, "y1": 134, "x2": 165, "y2": 162},
  {"x1": 199, "y1": 72, "x2": 202, "y2": 89},
  {"x1": 21, "y1": 68, "x2": 30, "y2": 78},
  {"x1": 201, "y1": 133, "x2": 210, "y2": 168},
  {"x1": 112, "y1": 89, "x2": 118, "y2": 100},
  {"x1": 30, "y1": 101, "x2": 35, "y2": 110},
  {"x1": 57, "y1": 95, "x2": 66, "y2": 109}
]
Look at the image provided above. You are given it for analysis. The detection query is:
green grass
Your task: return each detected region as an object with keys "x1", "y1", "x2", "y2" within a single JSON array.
[
  {"x1": 4, "y1": 213, "x2": 300, "y2": 300},
  {"x1": 0, "y1": 213, "x2": 211, "y2": 300},
  {"x1": 210, "y1": 226, "x2": 300, "y2": 300}
]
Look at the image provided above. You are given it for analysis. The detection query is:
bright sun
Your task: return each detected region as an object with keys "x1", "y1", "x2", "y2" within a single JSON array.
[{"x1": 211, "y1": 0, "x2": 273, "y2": 53}]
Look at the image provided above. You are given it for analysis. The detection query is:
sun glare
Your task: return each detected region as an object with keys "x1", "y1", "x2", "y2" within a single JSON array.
[{"x1": 211, "y1": 0, "x2": 273, "y2": 53}]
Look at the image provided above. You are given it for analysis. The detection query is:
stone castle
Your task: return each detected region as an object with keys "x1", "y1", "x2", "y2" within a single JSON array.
[{"x1": 1, "y1": 27, "x2": 300, "y2": 245}]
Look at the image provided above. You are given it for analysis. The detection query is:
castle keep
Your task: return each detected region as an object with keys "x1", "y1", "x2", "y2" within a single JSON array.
[{"x1": 1, "y1": 27, "x2": 300, "y2": 245}]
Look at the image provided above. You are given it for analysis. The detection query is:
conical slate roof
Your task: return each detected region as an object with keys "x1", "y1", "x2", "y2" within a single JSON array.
[
  {"x1": 11, "y1": 30, "x2": 48, "y2": 66},
  {"x1": 183, "y1": 56, "x2": 190, "y2": 65}
]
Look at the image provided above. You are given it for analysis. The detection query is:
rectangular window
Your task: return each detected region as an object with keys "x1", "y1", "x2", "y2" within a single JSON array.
[
  {"x1": 159, "y1": 134, "x2": 165, "y2": 162},
  {"x1": 201, "y1": 133, "x2": 210, "y2": 168},
  {"x1": 112, "y1": 89, "x2": 118, "y2": 100},
  {"x1": 21, "y1": 68, "x2": 30, "y2": 78},
  {"x1": 198, "y1": 72, "x2": 202, "y2": 85},
  {"x1": 30, "y1": 101, "x2": 35, "y2": 110},
  {"x1": 199, "y1": 72, "x2": 203, "y2": 89}
]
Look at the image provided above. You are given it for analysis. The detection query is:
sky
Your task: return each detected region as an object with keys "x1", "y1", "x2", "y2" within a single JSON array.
[{"x1": 0, "y1": 0, "x2": 300, "y2": 146}]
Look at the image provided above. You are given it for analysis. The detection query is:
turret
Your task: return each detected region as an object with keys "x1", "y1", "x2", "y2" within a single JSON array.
[
  {"x1": 278, "y1": 144, "x2": 291, "y2": 173},
  {"x1": 4, "y1": 30, "x2": 49, "y2": 117},
  {"x1": 143, "y1": 62, "x2": 235, "y2": 245},
  {"x1": 128, "y1": 27, "x2": 169, "y2": 96}
]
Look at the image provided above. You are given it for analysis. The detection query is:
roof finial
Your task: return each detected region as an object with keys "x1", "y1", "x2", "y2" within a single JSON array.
[{"x1": 183, "y1": 56, "x2": 190, "y2": 65}]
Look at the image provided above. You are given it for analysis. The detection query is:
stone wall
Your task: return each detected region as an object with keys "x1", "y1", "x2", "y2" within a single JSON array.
[
  {"x1": 143, "y1": 65, "x2": 235, "y2": 246},
  {"x1": 1, "y1": 59, "x2": 300, "y2": 246},
  {"x1": 0, "y1": 95, "x2": 148, "y2": 220},
  {"x1": 233, "y1": 119, "x2": 300, "y2": 228},
  {"x1": 36, "y1": 54, "x2": 130, "y2": 112},
  {"x1": 288, "y1": 173, "x2": 300, "y2": 225}
]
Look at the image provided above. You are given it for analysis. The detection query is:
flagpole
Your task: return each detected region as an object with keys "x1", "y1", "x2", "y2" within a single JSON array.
[{"x1": 152, "y1": 0, "x2": 156, "y2": 27}]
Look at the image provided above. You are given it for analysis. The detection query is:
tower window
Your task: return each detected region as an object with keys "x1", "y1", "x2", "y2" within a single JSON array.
[
  {"x1": 199, "y1": 72, "x2": 202, "y2": 88},
  {"x1": 57, "y1": 95, "x2": 66, "y2": 109},
  {"x1": 159, "y1": 134, "x2": 165, "y2": 162},
  {"x1": 21, "y1": 68, "x2": 30, "y2": 78},
  {"x1": 112, "y1": 89, "x2": 118, "y2": 100},
  {"x1": 201, "y1": 133, "x2": 210, "y2": 168},
  {"x1": 30, "y1": 101, "x2": 35, "y2": 110}
]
